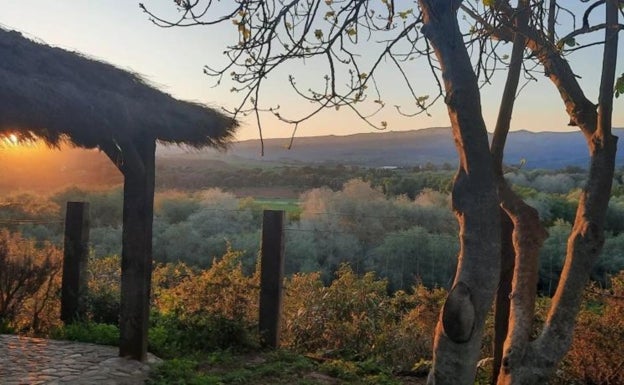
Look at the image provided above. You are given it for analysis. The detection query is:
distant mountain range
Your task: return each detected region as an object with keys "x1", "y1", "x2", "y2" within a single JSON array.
[
  {"x1": 161, "y1": 127, "x2": 624, "y2": 169},
  {"x1": 4, "y1": 127, "x2": 622, "y2": 193}
]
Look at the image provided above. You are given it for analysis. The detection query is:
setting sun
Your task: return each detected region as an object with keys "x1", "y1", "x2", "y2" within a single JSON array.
[
  {"x1": 2, "y1": 133, "x2": 20, "y2": 147},
  {"x1": 1, "y1": 133, "x2": 43, "y2": 149}
]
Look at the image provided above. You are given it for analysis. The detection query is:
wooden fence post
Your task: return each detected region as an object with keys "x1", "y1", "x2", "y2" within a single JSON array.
[
  {"x1": 259, "y1": 209, "x2": 285, "y2": 348},
  {"x1": 61, "y1": 201, "x2": 90, "y2": 324}
]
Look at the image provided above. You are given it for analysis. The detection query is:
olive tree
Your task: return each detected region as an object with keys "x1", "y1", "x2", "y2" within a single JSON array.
[
  {"x1": 140, "y1": 1, "x2": 622, "y2": 384},
  {"x1": 464, "y1": 1, "x2": 620, "y2": 383}
]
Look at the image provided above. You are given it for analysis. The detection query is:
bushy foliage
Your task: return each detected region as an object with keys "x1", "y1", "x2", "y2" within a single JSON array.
[
  {"x1": 155, "y1": 247, "x2": 259, "y2": 323},
  {"x1": 152, "y1": 189, "x2": 260, "y2": 270},
  {"x1": 0, "y1": 228, "x2": 623, "y2": 381},
  {"x1": 559, "y1": 273, "x2": 624, "y2": 384},
  {"x1": 371, "y1": 226, "x2": 457, "y2": 290},
  {"x1": 282, "y1": 265, "x2": 392, "y2": 358},
  {"x1": 539, "y1": 220, "x2": 571, "y2": 295},
  {"x1": 88, "y1": 226, "x2": 122, "y2": 257},
  {"x1": 0, "y1": 192, "x2": 60, "y2": 220},
  {"x1": 147, "y1": 350, "x2": 320, "y2": 385},
  {"x1": 287, "y1": 179, "x2": 456, "y2": 287},
  {"x1": 377, "y1": 285, "x2": 446, "y2": 369},
  {"x1": 150, "y1": 248, "x2": 260, "y2": 357},
  {"x1": 605, "y1": 196, "x2": 624, "y2": 235},
  {"x1": 53, "y1": 322, "x2": 120, "y2": 346},
  {"x1": 51, "y1": 186, "x2": 124, "y2": 228},
  {"x1": 281, "y1": 264, "x2": 443, "y2": 369},
  {"x1": 0, "y1": 229, "x2": 62, "y2": 334},
  {"x1": 154, "y1": 190, "x2": 201, "y2": 224},
  {"x1": 83, "y1": 255, "x2": 445, "y2": 370},
  {"x1": 5, "y1": 169, "x2": 624, "y2": 292},
  {"x1": 147, "y1": 357, "x2": 207, "y2": 385},
  {"x1": 86, "y1": 255, "x2": 121, "y2": 324}
]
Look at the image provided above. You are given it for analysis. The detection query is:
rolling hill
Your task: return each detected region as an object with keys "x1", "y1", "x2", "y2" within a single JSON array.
[
  {"x1": 162, "y1": 127, "x2": 624, "y2": 169},
  {"x1": 3, "y1": 127, "x2": 623, "y2": 193}
]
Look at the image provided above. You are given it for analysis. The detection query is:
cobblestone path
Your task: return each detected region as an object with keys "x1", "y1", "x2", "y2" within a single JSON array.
[{"x1": 0, "y1": 334, "x2": 159, "y2": 385}]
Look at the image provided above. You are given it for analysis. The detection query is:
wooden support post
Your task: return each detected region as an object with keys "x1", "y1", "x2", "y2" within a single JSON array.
[
  {"x1": 61, "y1": 201, "x2": 90, "y2": 325},
  {"x1": 118, "y1": 139, "x2": 156, "y2": 361},
  {"x1": 259, "y1": 210, "x2": 285, "y2": 348}
]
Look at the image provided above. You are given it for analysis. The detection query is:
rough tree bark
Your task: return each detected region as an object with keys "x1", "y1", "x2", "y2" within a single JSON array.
[
  {"x1": 494, "y1": 1, "x2": 619, "y2": 383},
  {"x1": 424, "y1": 1, "x2": 619, "y2": 383},
  {"x1": 419, "y1": 2, "x2": 501, "y2": 384},
  {"x1": 489, "y1": 2, "x2": 548, "y2": 383}
]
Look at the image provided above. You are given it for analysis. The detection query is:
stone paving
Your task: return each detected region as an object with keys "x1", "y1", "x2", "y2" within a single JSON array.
[{"x1": 0, "y1": 334, "x2": 159, "y2": 385}]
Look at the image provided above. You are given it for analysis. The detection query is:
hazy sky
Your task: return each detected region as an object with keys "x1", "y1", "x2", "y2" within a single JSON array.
[{"x1": 1, "y1": 1, "x2": 622, "y2": 141}]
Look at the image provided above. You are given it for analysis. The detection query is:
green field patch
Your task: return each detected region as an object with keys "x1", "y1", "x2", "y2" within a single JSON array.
[{"x1": 253, "y1": 198, "x2": 300, "y2": 212}]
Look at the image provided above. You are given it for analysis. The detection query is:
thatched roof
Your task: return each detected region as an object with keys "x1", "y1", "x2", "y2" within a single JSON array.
[{"x1": 0, "y1": 28, "x2": 237, "y2": 149}]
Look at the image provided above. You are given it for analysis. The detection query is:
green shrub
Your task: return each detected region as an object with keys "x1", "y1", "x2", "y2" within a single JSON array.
[
  {"x1": 86, "y1": 255, "x2": 121, "y2": 324},
  {"x1": 374, "y1": 286, "x2": 445, "y2": 370},
  {"x1": 53, "y1": 322, "x2": 119, "y2": 346},
  {"x1": 558, "y1": 272, "x2": 624, "y2": 384},
  {"x1": 154, "y1": 248, "x2": 259, "y2": 324},
  {"x1": 148, "y1": 358, "x2": 221, "y2": 385},
  {"x1": 0, "y1": 230, "x2": 62, "y2": 334},
  {"x1": 319, "y1": 359, "x2": 359, "y2": 381},
  {"x1": 149, "y1": 312, "x2": 255, "y2": 358},
  {"x1": 150, "y1": 249, "x2": 260, "y2": 357},
  {"x1": 282, "y1": 264, "x2": 443, "y2": 368},
  {"x1": 283, "y1": 265, "x2": 392, "y2": 358},
  {"x1": 318, "y1": 359, "x2": 400, "y2": 384}
]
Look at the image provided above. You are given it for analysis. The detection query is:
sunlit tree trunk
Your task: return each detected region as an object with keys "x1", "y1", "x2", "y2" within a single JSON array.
[
  {"x1": 419, "y1": 2, "x2": 501, "y2": 384},
  {"x1": 488, "y1": 3, "x2": 549, "y2": 383},
  {"x1": 496, "y1": 1, "x2": 619, "y2": 383}
]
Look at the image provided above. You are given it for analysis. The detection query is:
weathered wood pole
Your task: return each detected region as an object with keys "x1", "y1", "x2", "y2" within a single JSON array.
[
  {"x1": 259, "y1": 209, "x2": 285, "y2": 348},
  {"x1": 118, "y1": 138, "x2": 156, "y2": 361},
  {"x1": 61, "y1": 201, "x2": 90, "y2": 325}
]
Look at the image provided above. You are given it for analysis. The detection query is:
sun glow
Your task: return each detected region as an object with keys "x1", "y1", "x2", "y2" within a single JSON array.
[
  {"x1": 2, "y1": 134, "x2": 18, "y2": 147},
  {"x1": 1, "y1": 133, "x2": 41, "y2": 149}
]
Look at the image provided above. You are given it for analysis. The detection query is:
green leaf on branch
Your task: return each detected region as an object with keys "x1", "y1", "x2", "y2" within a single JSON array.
[
  {"x1": 417, "y1": 95, "x2": 430, "y2": 104},
  {"x1": 615, "y1": 73, "x2": 624, "y2": 98},
  {"x1": 398, "y1": 9, "x2": 413, "y2": 20},
  {"x1": 482, "y1": 0, "x2": 495, "y2": 6},
  {"x1": 556, "y1": 36, "x2": 577, "y2": 50},
  {"x1": 564, "y1": 37, "x2": 576, "y2": 47},
  {"x1": 314, "y1": 29, "x2": 324, "y2": 40}
]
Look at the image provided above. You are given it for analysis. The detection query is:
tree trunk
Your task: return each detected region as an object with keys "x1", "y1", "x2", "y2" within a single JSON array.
[
  {"x1": 496, "y1": 1, "x2": 619, "y2": 383},
  {"x1": 419, "y1": 2, "x2": 501, "y2": 384},
  {"x1": 489, "y1": 5, "x2": 531, "y2": 381},
  {"x1": 495, "y1": 184, "x2": 548, "y2": 385},
  {"x1": 491, "y1": 212, "x2": 514, "y2": 385}
]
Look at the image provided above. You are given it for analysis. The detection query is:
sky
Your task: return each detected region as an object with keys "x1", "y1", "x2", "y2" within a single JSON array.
[{"x1": 0, "y1": 1, "x2": 622, "y2": 141}]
